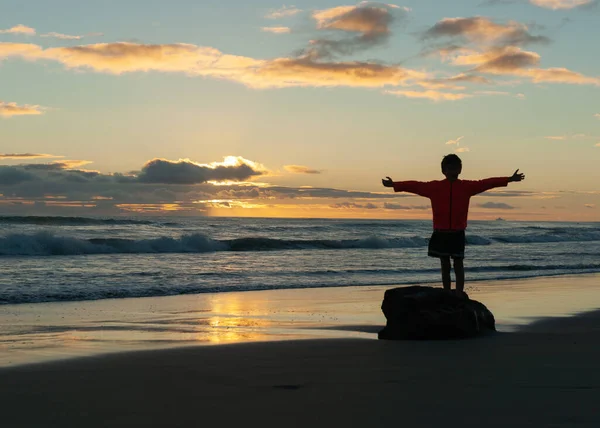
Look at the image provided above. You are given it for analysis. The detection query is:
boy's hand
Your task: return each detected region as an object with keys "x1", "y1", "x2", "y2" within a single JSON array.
[
  {"x1": 382, "y1": 176, "x2": 394, "y2": 187},
  {"x1": 509, "y1": 169, "x2": 525, "y2": 182}
]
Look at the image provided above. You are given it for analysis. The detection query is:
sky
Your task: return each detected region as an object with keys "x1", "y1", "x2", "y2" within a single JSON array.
[{"x1": 1, "y1": 0, "x2": 599, "y2": 221}]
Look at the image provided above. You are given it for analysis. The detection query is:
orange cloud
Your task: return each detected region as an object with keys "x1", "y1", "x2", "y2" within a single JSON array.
[
  {"x1": 40, "y1": 32, "x2": 103, "y2": 40},
  {"x1": 423, "y1": 17, "x2": 548, "y2": 46},
  {"x1": 0, "y1": 153, "x2": 62, "y2": 159},
  {"x1": 284, "y1": 165, "x2": 322, "y2": 174},
  {"x1": 530, "y1": 0, "x2": 592, "y2": 9},
  {"x1": 0, "y1": 101, "x2": 43, "y2": 117},
  {"x1": 449, "y1": 46, "x2": 600, "y2": 86},
  {"x1": 265, "y1": 6, "x2": 302, "y2": 19},
  {"x1": 261, "y1": 26, "x2": 291, "y2": 34},
  {"x1": 53, "y1": 160, "x2": 95, "y2": 169},
  {"x1": 523, "y1": 68, "x2": 600, "y2": 85},
  {"x1": 446, "y1": 136, "x2": 464, "y2": 145},
  {"x1": 307, "y1": 4, "x2": 405, "y2": 59},
  {"x1": 451, "y1": 46, "x2": 540, "y2": 68},
  {"x1": 0, "y1": 42, "x2": 43, "y2": 58},
  {"x1": 40, "y1": 32, "x2": 83, "y2": 40},
  {"x1": 0, "y1": 24, "x2": 36, "y2": 36},
  {"x1": 545, "y1": 134, "x2": 589, "y2": 141},
  {"x1": 313, "y1": 5, "x2": 391, "y2": 34},
  {"x1": 385, "y1": 89, "x2": 471, "y2": 101},
  {"x1": 256, "y1": 57, "x2": 426, "y2": 88},
  {"x1": 1, "y1": 41, "x2": 425, "y2": 89}
]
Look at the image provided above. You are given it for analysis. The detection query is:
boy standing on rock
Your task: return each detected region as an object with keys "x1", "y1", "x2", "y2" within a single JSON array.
[{"x1": 382, "y1": 154, "x2": 525, "y2": 292}]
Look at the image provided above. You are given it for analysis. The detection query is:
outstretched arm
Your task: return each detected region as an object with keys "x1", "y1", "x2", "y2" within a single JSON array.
[
  {"x1": 467, "y1": 169, "x2": 525, "y2": 196},
  {"x1": 382, "y1": 176, "x2": 433, "y2": 198}
]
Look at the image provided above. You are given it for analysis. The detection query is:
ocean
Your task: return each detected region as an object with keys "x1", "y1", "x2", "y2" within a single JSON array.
[{"x1": 1, "y1": 216, "x2": 599, "y2": 305}]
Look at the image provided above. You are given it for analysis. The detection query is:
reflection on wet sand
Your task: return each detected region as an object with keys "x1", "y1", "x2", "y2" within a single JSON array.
[{"x1": 1, "y1": 274, "x2": 600, "y2": 366}]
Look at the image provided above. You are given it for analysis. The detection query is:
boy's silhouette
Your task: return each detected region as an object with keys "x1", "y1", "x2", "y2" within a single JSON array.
[{"x1": 382, "y1": 154, "x2": 525, "y2": 292}]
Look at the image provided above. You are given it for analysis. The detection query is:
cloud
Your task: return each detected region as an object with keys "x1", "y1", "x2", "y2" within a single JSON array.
[
  {"x1": 0, "y1": 101, "x2": 44, "y2": 117},
  {"x1": 284, "y1": 165, "x2": 322, "y2": 174},
  {"x1": 217, "y1": 186, "x2": 413, "y2": 200},
  {"x1": 330, "y1": 202, "x2": 379, "y2": 209},
  {"x1": 422, "y1": 17, "x2": 599, "y2": 87},
  {"x1": 265, "y1": 6, "x2": 302, "y2": 19},
  {"x1": 313, "y1": 4, "x2": 394, "y2": 33},
  {"x1": 3, "y1": 154, "x2": 569, "y2": 217},
  {"x1": 449, "y1": 46, "x2": 600, "y2": 86},
  {"x1": 0, "y1": 42, "x2": 43, "y2": 58},
  {"x1": 45, "y1": 160, "x2": 94, "y2": 170},
  {"x1": 415, "y1": 73, "x2": 494, "y2": 91},
  {"x1": 584, "y1": 203, "x2": 596, "y2": 208},
  {"x1": 261, "y1": 27, "x2": 291, "y2": 34},
  {"x1": 0, "y1": 24, "x2": 36, "y2": 36},
  {"x1": 256, "y1": 57, "x2": 425, "y2": 88},
  {"x1": 40, "y1": 32, "x2": 103, "y2": 40},
  {"x1": 523, "y1": 67, "x2": 600, "y2": 85},
  {"x1": 474, "y1": 90, "x2": 510, "y2": 96},
  {"x1": 530, "y1": 0, "x2": 593, "y2": 9},
  {"x1": 595, "y1": 113, "x2": 600, "y2": 119},
  {"x1": 595, "y1": 143, "x2": 600, "y2": 147},
  {"x1": 385, "y1": 89, "x2": 471, "y2": 101},
  {"x1": 0, "y1": 156, "x2": 418, "y2": 217},
  {"x1": 446, "y1": 136, "x2": 464, "y2": 145},
  {"x1": 443, "y1": 134, "x2": 472, "y2": 152},
  {"x1": 544, "y1": 133, "x2": 589, "y2": 140},
  {"x1": 307, "y1": 3, "x2": 405, "y2": 59},
  {"x1": 479, "y1": 0, "x2": 520, "y2": 5},
  {"x1": 137, "y1": 156, "x2": 266, "y2": 184},
  {"x1": 0, "y1": 41, "x2": 425, "y2": 90},
  {"x1": 0, "y1": 153, "x2": 62, "y2": 160},
  {"x1": 422, "y1": 17, "x2": 549, "y2": 46},
  {"x1": 477, "y1": 202, "x2": 516, "y2": 209},
  {"x1": 383, "y1": 203, "x2": 429, "y2": 210},
  {"x1": 450, "y1": 46, "x2": 540, "y2": 69},
  {"x1": 0, "y1": 168, "x2": 36, "y2": 185}
]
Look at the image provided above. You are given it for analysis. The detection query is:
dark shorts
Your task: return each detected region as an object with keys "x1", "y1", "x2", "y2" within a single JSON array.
[{"x1": 428, "y1": 230, "x2": 466, "y2": 259}]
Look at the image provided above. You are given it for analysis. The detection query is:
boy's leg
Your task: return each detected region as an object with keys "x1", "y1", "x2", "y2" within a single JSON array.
[
  {"x1": 440, "y1": 256, "x2": 451, "y2": 290},
  {"x1": 453, "y1": 257, "x2": 464, "y2": 292}
]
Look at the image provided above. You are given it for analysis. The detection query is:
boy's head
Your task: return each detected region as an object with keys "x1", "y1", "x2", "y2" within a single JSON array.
[{"x1": 441, "y1": 154, "x2": 462, "y2": 180}]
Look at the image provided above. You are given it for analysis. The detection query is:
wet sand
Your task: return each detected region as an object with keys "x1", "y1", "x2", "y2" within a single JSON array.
[{"x1": 1, "y1": 311, "x2": 599, "y2": 427}]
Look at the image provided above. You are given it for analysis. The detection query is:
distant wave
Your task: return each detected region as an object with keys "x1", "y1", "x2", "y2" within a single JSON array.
[
  {"x1": 1, "y1": 229, "x2": 599, "y2": 256},
  {"x1": 0, "y1": 216, "x2": 167, "y2": 226},
  {"x1": 0, "y1": 232, "x2": 430, "y2": 256}
]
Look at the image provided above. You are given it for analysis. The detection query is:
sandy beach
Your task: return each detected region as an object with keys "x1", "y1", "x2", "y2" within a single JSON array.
[
  {"x1": 1, "y1": 274, "x2": 599, "y2": 427},
  {"x1": 1, "y1": 315, "x2": 599, "y2": 427}
]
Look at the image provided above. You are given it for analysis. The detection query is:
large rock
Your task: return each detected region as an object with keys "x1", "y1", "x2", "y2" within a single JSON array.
[{"x1": 378, "y1": 286, "x2": 496, "y2": 340}]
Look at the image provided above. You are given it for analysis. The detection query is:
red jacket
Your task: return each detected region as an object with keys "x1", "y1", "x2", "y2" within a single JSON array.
[{"x1": 393, "y1": 177, "x2": 509, "y2": 230}]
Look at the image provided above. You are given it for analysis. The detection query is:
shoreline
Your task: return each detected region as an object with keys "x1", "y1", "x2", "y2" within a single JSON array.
[
  {"x1": 1, "y1": 273, "x2": 599, "y2": 368},
  {"x1": 4, "y1": 269, "x2": 600, "y2": 306}
]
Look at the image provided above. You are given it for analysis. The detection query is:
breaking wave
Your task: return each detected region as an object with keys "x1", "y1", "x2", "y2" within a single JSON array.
[{"x1": 0, "y1": 228, "x2": 599, "y2": 256}]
